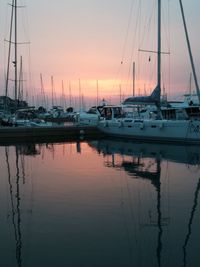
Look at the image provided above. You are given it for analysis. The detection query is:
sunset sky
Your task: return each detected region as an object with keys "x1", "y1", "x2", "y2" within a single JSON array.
[{"x1": 0, "y1": 0, "x2": 200, "y2": 109}]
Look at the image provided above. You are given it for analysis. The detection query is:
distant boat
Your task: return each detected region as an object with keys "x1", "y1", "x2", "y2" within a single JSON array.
[
  {"x1": 97, "y1": 0, "x2": 200, "y2": 144},
  {"x1": 75, "y1": 99, "x2": 108, "y2": 126},
  {"x1": 75, "y1": 106, "x2": 101, "y2": 126}
]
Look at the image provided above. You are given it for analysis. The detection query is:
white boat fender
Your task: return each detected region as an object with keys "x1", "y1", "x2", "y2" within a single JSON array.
[{"x1": 159, "y1": 122, "x2": 163, "y2": 129}]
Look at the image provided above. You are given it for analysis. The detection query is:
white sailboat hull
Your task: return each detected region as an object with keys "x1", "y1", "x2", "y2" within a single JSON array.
[{"x1": 98, "y1": 119, "x2": 200, "y2": 144}]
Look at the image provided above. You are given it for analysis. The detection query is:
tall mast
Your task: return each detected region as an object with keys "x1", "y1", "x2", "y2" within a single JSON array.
[
  {"x1": 119, "y1": 84, "x2": 122, "y2": 103},
  {"x1": 5, "y1": 0, "x2": 14, "y2": 106},
  {"x1": 132, "y1": 62, "x2": 135, "y2": 96},
  {"x1": 79, "y1": 79, "x2": 81, "y2": 110},
  {"x1": 157, "y1": 0, "x2": 161, "y2": 91},
  {"x1": 18, "y1": 55, "x2": 23, "y2": 101},
  {"x1": 14, "y1": 0, "x2": 18, "y2": 105},
  {"x1": 96, "y1": 80, "x2": 99, "y2": 106},
  {"x1": 189, "y1": 73, "x2": 192, "y2": 96},
  {"x1": 69, "y1": 81, "x2": 72, "y2": 107},
  {"x1": 179, "y1": 0, "x2": 200, "y2": 104},
  {"x1": 62, "y1": 80, "x2": 65, "y2": 108},
  {"x1": 40, "y1": 73, "x2": 46, "y2": 108},
  {"x1": 51, "y1": 76, "x2": 54, "y2": 107}
]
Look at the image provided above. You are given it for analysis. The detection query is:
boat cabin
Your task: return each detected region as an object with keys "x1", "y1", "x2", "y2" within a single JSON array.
[
  {"x1": 185, "y1": 106, "x2": 200, "y2": 119},
  {"x1": 98, "y1": 105, "x2": 125, "y2": 120},
  {"x1": 161, "y1": 105, "x2": 200, "y2": 120}
]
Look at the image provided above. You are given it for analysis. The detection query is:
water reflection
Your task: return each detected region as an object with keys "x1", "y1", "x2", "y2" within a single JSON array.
[
  {"x1": 89, "y1": 139, "x2": 200, "y2": 166},
  {"x1": 90, "y1": 140, "x2": 165, "y2": 266},
  {"x1": 89, "y1": 139, "x2": 200, "y2": 267},
  {"x1": 1, "y1": 139, "x2": 200, "y2": 267},
  {"x1": 182, "y1": 178, "x2": 200, "y2": 267},
  {"x1": 2, "y1": 141, "x2": 85, "y2": 267},
  {"x1": 4, "y1": 143, "x2": 44, "y2": 267},
  {"x1": 5, "y1": 147, "x2": 23, "y2": 267}
]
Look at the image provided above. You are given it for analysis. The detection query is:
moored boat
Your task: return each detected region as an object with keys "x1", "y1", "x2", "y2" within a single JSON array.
[{"x1": 97, "y1": 0, "x2": 200, "y2": 144}]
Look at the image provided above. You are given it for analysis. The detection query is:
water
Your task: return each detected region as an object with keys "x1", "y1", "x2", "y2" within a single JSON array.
[{"x1": 0, "y1": 139, "x2": 200, "y2": 267}]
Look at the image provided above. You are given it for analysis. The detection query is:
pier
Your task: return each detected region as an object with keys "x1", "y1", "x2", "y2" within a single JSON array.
[{"x1": 0, "y1": 125, "x2": 103, "y2": 144}]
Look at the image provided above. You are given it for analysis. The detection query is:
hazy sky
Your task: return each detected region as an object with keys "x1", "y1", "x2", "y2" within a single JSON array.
[{"x1": 0, "y1": 0, "x2": 200, "y2": 107}]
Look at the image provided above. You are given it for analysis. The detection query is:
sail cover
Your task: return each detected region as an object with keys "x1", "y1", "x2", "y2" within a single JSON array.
[{"x1": 123, "y1": 85, "x2": 161, "y2": 106}]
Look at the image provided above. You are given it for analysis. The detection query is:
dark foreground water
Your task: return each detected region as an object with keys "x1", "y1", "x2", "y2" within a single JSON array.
[{"x1": 1, "y1": 138, "x2": 200, "y2": 267}]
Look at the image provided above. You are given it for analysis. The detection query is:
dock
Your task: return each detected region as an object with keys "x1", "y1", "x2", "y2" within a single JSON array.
[{"x1": 0, "y1": 124, "x2": 103, "y2": 144}]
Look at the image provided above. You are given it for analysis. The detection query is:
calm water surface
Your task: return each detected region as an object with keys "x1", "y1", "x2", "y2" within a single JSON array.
[{"x1": 0, "y1": 139, "x2": 200, "y2": 267}]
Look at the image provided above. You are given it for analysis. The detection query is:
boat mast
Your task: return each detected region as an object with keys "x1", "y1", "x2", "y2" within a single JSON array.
[
  {"x1": 62, "y1": 80, "x2": 65, "y2": 108},
  {"x1": 96, "y1": 80, "x2": 99, "y2": 106},
  {"x1": 157, "y1": 0, "x2": 161, "y2": 96},
  {"x1": 18, "y1": 55, "x2": 23, "y2": 102},
  {"x1": 51, "y1": 75, "x2": 54, "y2": 107},
  {"x1": 40, "y1": 73, "x2": 47, "y2": 108},
  {"x1": 189, "y1": 73, "x2": 192, "y2": 96},
  {"x1": 14, "y1": 0, "x2": 18, "y2": 106},
  {"x1": 69, "y1": 81, "x2": 72, "y2": 107},
  {"x1": 132, "y1": 62, "x2": 135, "y2": 96},
  {"x1": 5, "y1": 0, "x2": 14, "y2": 109},
  {"x1": 79, "y1": 79, "x2": 81, "y2": 110},
  {"x1": 179, "y1": 0, "x2": 200, "y2": 104}
]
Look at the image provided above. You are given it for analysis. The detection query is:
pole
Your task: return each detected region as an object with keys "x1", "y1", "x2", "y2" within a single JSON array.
[
  {"x1": 179, "y1": 0, "x2": 200, "y2": 104},
  {"x1": 133, "y1": 62, "x2": 135, "y2": 96},
  {"x1": 14, "y1": 0, "x2": 17, "y2": 106},
  {"x1": 96, "y1": 80, "x2": 99, "y2": 106},
  {"x1": 79, "y1": 79, "x2": 81, "y2": 110},
  {"x1": 157, "y1": 0, "x2": 161, "y2": 90},
  {"x1": 69, "y1": 81, "x2": 72, "y2": 107},
  {"x1": 5, "y1": 0, "x2": 15, "y2": 109},
  {"x1": 51, "y1": 76, "x2": 54, "y2": 107}
]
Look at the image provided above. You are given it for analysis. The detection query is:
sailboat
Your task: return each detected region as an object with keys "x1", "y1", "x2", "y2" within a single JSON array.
[
  {"x1": 3, "y1": 0, "x2": 29, "y2": 113},
  {"x1": 97, "y1": 0, "x2": 200, "y2": 144}
]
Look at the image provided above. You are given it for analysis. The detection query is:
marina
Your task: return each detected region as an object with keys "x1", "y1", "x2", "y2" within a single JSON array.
[{"x1": 0, "y1": 0, "x2": 200, "y2": 266}]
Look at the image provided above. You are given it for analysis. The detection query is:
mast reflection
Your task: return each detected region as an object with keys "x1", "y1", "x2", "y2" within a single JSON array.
[
  {"x1": 5, "y1": 146, "x2": 22, "y2": 267},
  {"x1": 89, "y1": 139, "x2": 200, "y2": 267},
  {"x1": 182, "y1": 178, "x2": 200, "y2": 267},
  {"x1": 5, "y1": 143, "x2": 39, "y2": 267}
]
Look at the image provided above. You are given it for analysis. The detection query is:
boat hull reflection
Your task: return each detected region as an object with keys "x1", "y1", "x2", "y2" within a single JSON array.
[
  {"x1": 89, "y1": 138, "x2": 200, "y2": 267},
  {"x1": 89, "y1": 138, "x2": 200, "y2": 166}
]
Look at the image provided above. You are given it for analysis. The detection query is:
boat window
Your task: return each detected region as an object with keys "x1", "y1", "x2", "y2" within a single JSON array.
[
  {"x1": 87, "y1": 107, "x2": 97, "y2": 114},
  {"x1": 105, "y1": 108, "x2": 112, "y2": 120},
  {"x1": 100, "y1": 107, "x2": 112, "y2": 120},
  {"x1": 162, "y1": 109, "x2": 176, "y2": 120},
  {"x1": 113, "y1": 107, "x2": 124, "y2": 118},
  {"x1": 185, "y1": 107, "x2": 200, "y2": 118}
]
